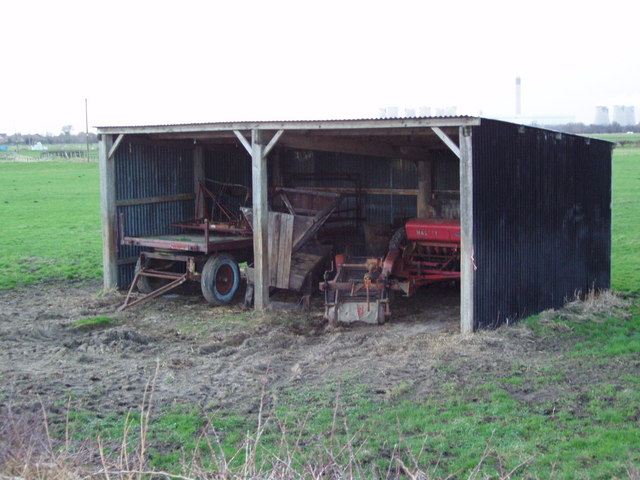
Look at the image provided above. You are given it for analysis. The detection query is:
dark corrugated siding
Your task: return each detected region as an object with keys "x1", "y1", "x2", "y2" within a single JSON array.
[
  {"x1": 114, "y1": 142, "x2": 195, "y2": 287},
  {"x1": 472, "y1": 120, "x2": 611, "y2": 329},
  {"x1": 203, "y1": 145, "x2": 252, "y2": 220},
  {"x1": 204, "y1": 145, "x2": 251, "y2": 186},
  {"x1": 280, "y1": 150, "x2": 420, "y2": 225}
]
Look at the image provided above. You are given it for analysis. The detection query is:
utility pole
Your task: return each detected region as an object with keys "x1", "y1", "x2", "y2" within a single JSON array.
[{"x1": 85, "y1": 98, "x2": 90, "y2": 162}]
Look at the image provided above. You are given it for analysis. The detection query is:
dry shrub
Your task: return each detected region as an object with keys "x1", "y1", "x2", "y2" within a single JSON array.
[
  {"x1": 538, "y1": 289, "x2": 630, "y2": 327},
  {"x1": 564, "y1": 289, "x2": 630, "y2": 318},
  {"x1": 0, "y1": 402, "x2": 91, "y2": 480}
]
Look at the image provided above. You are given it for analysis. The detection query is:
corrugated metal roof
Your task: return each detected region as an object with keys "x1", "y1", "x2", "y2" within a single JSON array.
[{"x1": 96, "y1": 116, "x2": 481, "y2": 134}]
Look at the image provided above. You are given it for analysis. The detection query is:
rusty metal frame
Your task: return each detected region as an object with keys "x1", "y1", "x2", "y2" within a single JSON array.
[{"x1": 117, "y1": 251, "x2": 205, "y2": 311}]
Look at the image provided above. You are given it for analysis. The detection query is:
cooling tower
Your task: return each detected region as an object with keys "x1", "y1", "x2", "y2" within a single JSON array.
[
  {"x1": 624, "y1": 106, "x2": 636, "y2": 126},
  {"x1": 594, "y1": 106, "x2": 610, "y2": 125},
  {"x1": 386, "y1": 106, "x2": 399, "y2": 118},
  {"x1": 612, "y1": 105, "x2": 626, "y2": 125}
]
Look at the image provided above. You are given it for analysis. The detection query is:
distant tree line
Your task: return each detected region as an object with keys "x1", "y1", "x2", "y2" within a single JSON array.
[
  {"x1": 2, "y1": 127, "x2": 98, "y2": 146},
  {"x1": 540, "y1": 123, "x2": 640, "y2": 134}
]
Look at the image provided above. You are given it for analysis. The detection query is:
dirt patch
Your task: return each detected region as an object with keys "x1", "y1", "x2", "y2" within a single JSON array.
[{"x1": 0, "y1": 281, "x2": 628, "y2": 418}]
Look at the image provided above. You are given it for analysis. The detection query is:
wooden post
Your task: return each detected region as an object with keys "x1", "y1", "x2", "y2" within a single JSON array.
[
  {"x1": 193, "y1": 146, "x2": 205, "y2": 217},
  {"x1": 459, "y1": 126, "x2": 474, "y2": 333},
  {"x1": 99, "y1": 134, "x2": 118, "y2": 289},
  {"x1": 416, "y1": 158, "x2": 432, "y2": 218},
  {"x1": 272, "y1": 148, "x2": 283, "y2": 187},
  {"x1": 251, "y1": 129, "x2": 269, "y2": 310}
]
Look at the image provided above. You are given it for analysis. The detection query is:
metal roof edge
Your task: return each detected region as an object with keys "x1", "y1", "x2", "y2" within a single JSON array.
[
  {"x1": 483, "y1": 117, "x2": 616, "y2": 145},
  {"x1": 96, "y1": 116, "x2": 482, "y2": 135}
]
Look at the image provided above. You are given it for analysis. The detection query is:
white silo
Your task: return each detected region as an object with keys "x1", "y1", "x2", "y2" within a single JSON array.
[
  {"x1": 404, "y1": 107, "x2": 416, "y2": 117},
  {"x1": 418, "y1": 106, "x2": 431, "y2": 117},
  {"x1": 594, "y1": 106, "x2": 609, "y2": 125}
]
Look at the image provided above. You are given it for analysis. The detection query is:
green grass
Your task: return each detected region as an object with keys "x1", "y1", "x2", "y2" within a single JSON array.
[
  {"x1": 63, "y1": 372, "x2": 640, "y2": 478},
  {"x1": 589, "y1": 132, "x2": 640, "y2": 145},
  {"x1": 0, "y1": 161, "x2": 101, "y2": 289},
  {"x1": 71, "y1": 316, "x2": 115, "y2": 328},
  {"x1": 611, "y1": 146, "x2": 640, "y2": 293}
]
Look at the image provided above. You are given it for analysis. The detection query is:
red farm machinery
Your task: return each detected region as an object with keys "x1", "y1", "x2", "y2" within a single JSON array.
[{"x1": 321, "y1": 218, "x2": 461, "y2": 324}]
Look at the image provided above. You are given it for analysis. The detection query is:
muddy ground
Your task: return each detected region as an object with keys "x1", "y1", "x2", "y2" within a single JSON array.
[{"x1": 0, "y1": 280, "x2": 604, "y2": 419}]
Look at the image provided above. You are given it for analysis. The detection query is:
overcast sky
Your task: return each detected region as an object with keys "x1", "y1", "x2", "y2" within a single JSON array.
[{"x1": 2, "y1": 0, "x2": 638, "y2": 135}]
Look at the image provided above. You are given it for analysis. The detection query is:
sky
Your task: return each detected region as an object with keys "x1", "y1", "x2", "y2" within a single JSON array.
[{"x1": 1, "y1": 0, "x2": 639, "y2": 135}]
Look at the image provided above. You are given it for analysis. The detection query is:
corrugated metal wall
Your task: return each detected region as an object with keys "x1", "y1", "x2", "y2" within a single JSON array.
[
  {"x1": 203, "y1": 145, "x2": 252, "y2": 220},
  {"x1": 115, "y1": 142, "x2": 194, "y2": 286},
  {"x1": 471, "y1": 120, "x2": 612, "y2": 329},
  {"x1": 280, "y1": 150, "x2": 420, "y2": 223}
]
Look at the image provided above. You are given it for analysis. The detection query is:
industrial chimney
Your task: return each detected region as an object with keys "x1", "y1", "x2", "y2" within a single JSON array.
[{"x1": 515, "y1": 77, "x2": 522, "y2": 116}]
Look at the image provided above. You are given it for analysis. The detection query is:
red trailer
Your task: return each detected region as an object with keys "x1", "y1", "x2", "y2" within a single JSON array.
[
  {"x1": 118, "y1": 217, "x2": 254, "y2": 312},
  {"x1": 118, "y1": 186, "x2": 343, "y2": 311}
]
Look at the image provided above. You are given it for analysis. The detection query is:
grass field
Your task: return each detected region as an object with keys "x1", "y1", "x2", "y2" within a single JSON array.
[
  {"x1": 1, "y1": 141, "x2": 639, "y2": 478},
  {"x1": 0, "y1": 161, "x2": 102, "y2": 289}
]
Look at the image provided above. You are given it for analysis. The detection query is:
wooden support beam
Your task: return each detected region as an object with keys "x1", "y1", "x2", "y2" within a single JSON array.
[
  {"x1": 292, "y1": 186, "x2": 419, "y2": 196},
  {"x1": 115, "y1": 193, "x2": 196, "y2": 207},
  {"x1": 193, "y1": 146, "x2": 205, "y2": 217},
  {"x1": 233, "y1": 130, "x2": 252, "y2": 155},
  {"x1": 278, "y1": 133, "x2": 412, "y2": 160},
  {"x1": 99, "y1": 134, "x2": 118, "y2": 289},
  {"x1": 459, "y1": 126, "x2": 474, "y2": 334},
  {"x1": 432, "y1": 127, "x2": 461, "y2": 159},
  {"x1": 108, "y1": 134, "x2": 124, "y2": 159},
  {"x1": 263, "y1": 129, "x2": 284, "y2": 157},
  {"x1": 417, "y1": 158, "x2": 433, "y2": 218},
  {"x1": 251, "y1": 129, "x2": 269, "y2": 310}
]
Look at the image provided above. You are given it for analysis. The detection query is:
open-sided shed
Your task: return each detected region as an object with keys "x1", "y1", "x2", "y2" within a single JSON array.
[{"x1": 97, "y1": 117, "x2": 612, "y2": 332}]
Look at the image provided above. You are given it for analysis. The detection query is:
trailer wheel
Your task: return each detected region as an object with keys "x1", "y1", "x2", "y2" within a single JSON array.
[
  {"x1": 201, "y1": 253, "x2": 240, "y2": 305},
  {"x1": 135, "y1": 258, "x2": 172, "y2": 294}
]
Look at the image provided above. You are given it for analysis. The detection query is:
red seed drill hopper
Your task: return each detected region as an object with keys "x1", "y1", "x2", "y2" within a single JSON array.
[{"x1": 321, "y1": 218, "x2": 461, "y2": 324}]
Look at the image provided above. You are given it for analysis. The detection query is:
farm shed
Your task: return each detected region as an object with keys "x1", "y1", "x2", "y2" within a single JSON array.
[{"x1": 96, "y1": 117, "x2": 612, "y2": 332}]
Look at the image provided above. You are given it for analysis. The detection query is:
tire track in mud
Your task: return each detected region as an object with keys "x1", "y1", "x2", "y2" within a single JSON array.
[{"x1": 3, "y1": 280, "x2": 536, "y2": 418}]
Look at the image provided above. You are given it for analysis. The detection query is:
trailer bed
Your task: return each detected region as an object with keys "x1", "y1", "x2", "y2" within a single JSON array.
[{"x1": 122, "y1": 233, "x2": 253, "y2": 254}]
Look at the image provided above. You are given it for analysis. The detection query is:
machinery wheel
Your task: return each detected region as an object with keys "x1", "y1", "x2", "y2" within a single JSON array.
[
  {"x1": 389, "y1": 226, "x2": 407, "y2": 250},
  {"x1": 201, "y1": 253, "x2": 240, "y2": 305},
  {"x1": 135, "y1": 257, "x2": 172, "y2": 294}
]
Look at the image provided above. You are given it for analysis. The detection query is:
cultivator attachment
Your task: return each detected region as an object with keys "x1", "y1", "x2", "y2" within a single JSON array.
[{"x1": 321, "y1": 255, "x2": 391, "y2": 325}]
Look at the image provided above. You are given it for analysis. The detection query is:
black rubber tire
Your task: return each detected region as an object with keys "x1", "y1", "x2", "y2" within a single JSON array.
[
  {"x1": 389, "y1": 226, "x2": 407, "y2": 250},
  {"x1": 201, "y1": 253, "x2": 240, "y2": 305},
  {"x1": 135, "y1": 258, "x2": 171, "y2": 294}
]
